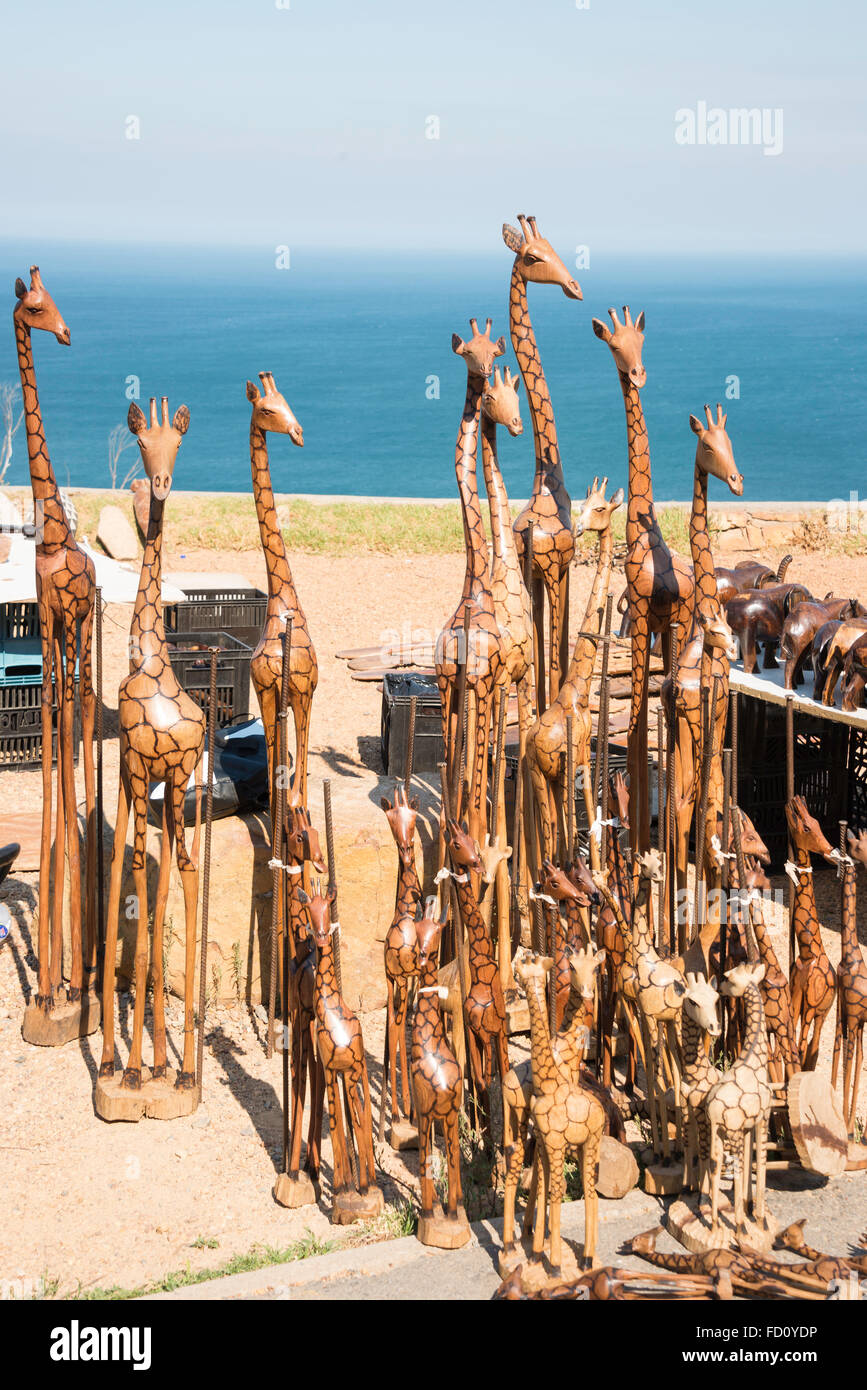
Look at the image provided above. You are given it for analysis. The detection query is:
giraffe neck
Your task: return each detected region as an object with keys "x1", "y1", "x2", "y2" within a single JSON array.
[
  {"x1": 414, "y1": 950, "x2": 445, "y2": 1042},
  {"x1": 130, "y1": 495, "x2": 168, "y2": 668},
  {"x1": 630, "y1": 876, "x2": 656, "y2": 957},
  {"x1": 524, "y1": 972, "x2": 558, "y2": 1084},
  {"x1": 250, "y1": 424, "x2": 298, "y2": 610},
  {"x1": 681, "y1": 1009, "x2": 712, "y2": 1082},
  {"x1": 456, "y1": 373, "x2": 489, "y2": 603},
  {"x1": 751, "y1": 907, "x2": 783, "y2": 976},
  {"x1": 793, "y1": 845, "x2": 821, "y2": 957},
  {"x1": 690, "y1": 466, "x2": 719, "y2": 624},
  {"x1": 481, "y1": 417, "x2": 521, "y2": 584},
  {"x1": 619, "y1": 372, "x2": 657, "y2": 552},
  {"x1": 394, "y1": 855, "x2": 421, "y2": 917},
  {"x1": 554, "y1": 987, "x2": 593, "y2": 1074},
  {"x1": 13, "y1": 318, "x2": 74, "y2": 556},
  {"x1": 454, "y1": 878, "x2": 495, "y2": 961},
  {"x1": 509, "y1": 263, "x2": 570, "y2": 510},
  {"x1": 840, "y1": 863, "x2": 860, "y2": 963},
  {"x1": 735, "y1": 981, "x2": 768, "y2": 1074},
  {"x1": 559, "y1": 523, "x2": 614, "y2": 700},
  {"x1": 314, "y1": 934, "x2": 342, "y2": 1014}
]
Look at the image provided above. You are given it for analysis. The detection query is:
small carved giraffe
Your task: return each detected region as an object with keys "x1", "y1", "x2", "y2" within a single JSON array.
[
  {"x1": 515, "y1": 952, "x2": 605, "y2": 1274},
  {"x1": 100, "y1": 399, "x2": 205, "y2": 1094},
  {"x1": 435, "y1": 320, "x2": 506, "y2": 847},
  {"x1": 785, "y1": 796, "x2": 836, "y2": 1071},
  {"x1": 283, "y1": 802, "x2": 327, "y2": 1191},
  {"x1": 525, "y1": 478, "x2": 623, "y2": 871},
  {"x1": 502, "y1": 215, "x2": 582, "y2": 709},
  {"x1": 300, "y1": 884, "x2": 382, "y2": 1221},
  {"x1": 680, "y1": 973, "x2": 722, "y2": 1196},
  {"x1": 378, "y1": 785, "x2": 422, "y2": 1141},
  {"x1": 247, "y1": 372, "x2": 317, "y2": 810},
  {"x1": 705, "y1": 961, "x2": 772, "y2": 1238},
  {"x1": 411, "y1": 898, "x2": 470, "y2": 1247},
  {"x1": 594, "y1": 773, "x2": 639, "y2": 1090},
  {"x1": 831, "y1": 830, "x2": 867, "y2": 1136},
  {"x1": 14, "y1": 267, "x2": 98, "y2": 1029},
  {"x1": 735, "y1": 858, "x2": 799, "y2": 1084},
  {"x1": 594, "y1": 308, "x2": 694, "y2": 851}
]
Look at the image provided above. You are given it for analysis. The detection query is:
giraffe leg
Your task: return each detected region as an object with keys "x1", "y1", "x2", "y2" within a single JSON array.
[
  {"x1": 558, "y1": 566, "x2": 570, "y2": 701},
  {"x1": 532, "y1": 574, "x2": 546, "y2": 715},
  {"x1": 60, "y1": 614, "x2": 84, "y2": 1000},
  {"x1": 493, "y1": 736, "x2": 513, "y2": 993},
  {"x1": 327, "y1": 1071, "x2": 351, "y2": 1194},
  {"x1": 754, "y1": 1117, "x2": 768, "y2": 1228},
  {"x1": 79, "y1": 601, "x2": 98, "y2": 984},
  {"x1": 546, "y1": 1144, "x2": 566, "y2": 1276},
  {"x1": 291, "y1": 693, "x2": 313, "y2": 811},
  {"x1": 531, "y1": 1145, "x2": 549, "y2": 1260},
  {"x1": 123, "y1": 757, "x2": 150, "y2": 1090},
  {"x1": 582, "y1": 1132, "x2": 601, "y2": 1268},
  {"x1": 832, "y1": 990, "x2": 843, "y2": 1091},
  {"x1": 469, "y1": 679, "x2": 494, "y2": 848},
  {"x1": 50, "y1": 683, "x2": 65, "y2": 999},
  {"x1": 627, "y1": 616, "x2": 652, "y2": 855},
  {"x1": 416, "y1": 1108, "x2": 434, "y2": 1218},
  {"x1": 842, "y1": 1029, "x2": 857, "y2": 1135},
  {"x1": 382, "y1": 977, "x2": 398, "y2": 1134},
  {"x1": 502, "y1": 1102, "x2": 524, "y2": 1252},
  {"x1": 443, "y1": 1109, "x2": 463, "y2": 1219},
  {"x1": 306, "y1": 1048, "x2": 325, "y2": 1180},
  {"x1": 848, "y1": 1028, "x2": 863, "y2": 1136},
  {"x1": 171, "y1": 766, "x2": 200, "y2": 1087},
  {"x1": 150, "y1": 792, "x2": 174, "y2": 1078},
  {"x1": 709, "y1": 1120, "x2": 722, "y2": 1232},
  {"x1": 344, "y1": 1065, "x2": 371, "y2": 1193},
  {"x1": 543, "y1": 567, "x2": 563, "y2": 703},
  {"x1": 99, "y1": 762, "x2": 132, "y2": 1077},
  {"x1": 395, "y1": 983, "x2": 414, "y2": 1123},
  {"x1": 522, "y1": 1145, "x2": 541, "y2": 1242},
  {"x1": 35, "y1": 599, "x2": 56, "y2": 1009},
  {"x1": 581, "y1": 759, "x2": 599, "y2": 872},
  {"x1": 288, "y1": 1008, "x2": 307, "y2": 1178}
]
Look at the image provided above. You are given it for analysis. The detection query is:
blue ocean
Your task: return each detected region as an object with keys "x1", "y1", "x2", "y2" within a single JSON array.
[{"x1": 1, "y1": 240, "x2": 864, "y2": 505}]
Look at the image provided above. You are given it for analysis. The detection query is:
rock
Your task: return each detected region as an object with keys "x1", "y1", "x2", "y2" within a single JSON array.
[
  {"x1": 596, "y1": 1135, "x2": 639, "y2": 1199},
  {"x1": 96, "y1": 503, "x2": 139, "y2": 560}
]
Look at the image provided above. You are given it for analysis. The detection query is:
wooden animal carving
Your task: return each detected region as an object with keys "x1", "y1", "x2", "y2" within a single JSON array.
[
  {"x1": 714, "y1": 556, "x2": 791, "y2": 607},
  {"x1": 734, "y1": 858, "x2": 799, "y2": 1083},
  {"x1": 594, "y1": 307, "x2": 694, "y2": 851},
  {"x1": 14, "y1": 267, "x2": 99, "y2": 1044},
  {"x1": 503, "y1": 214, "x2": 582, "y2": 709},
  {"x1": 725, "y1": 583, "x2": 813, "y2": 675},
  {"x1": 780, "y1": 596, "x2": 865, "y2": 690},
  {"x1": 785, "y1": 796, "x2": 836, "y2": 1071},
  {"x1": 832, "y1": 831, "x2": 867, "y2": 1137},
  {"x1": 840, "y1": 632, "x2": 867, "y2": 712},
  {"x1": 680, "y1": 974, "x2": 722, "y2": 1196},
  {"x1": 379, "y1": 785, "x2": 422, "y2": 1143},
  {"x1": 821, "y1": 618, "x2": 867, "y2": 708},
  {"x1": 99, "y1": 399, "x2": 204, "y2": 1112}
]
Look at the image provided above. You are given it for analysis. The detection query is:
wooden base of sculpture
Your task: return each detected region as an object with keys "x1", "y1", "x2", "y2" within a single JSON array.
[
  {"x1": 387, "y1": 1118, "x2": 419, "y2": 1151},
  {"x1": 94, "y1": 1067, "x2": 198, "y2": 1123},
  {"x1": 642, "y1": 1159, "x2": 684, "y2": 1195},
  {"x1": 273, "y1": 1172, "x2": 318, "y2": 1208},
  {"x1": 846, "y1": 1141, "x2": 867, "y2": 1171},
  {"x1": 22, "y1": 988, "x2": 101, "y2": 1047},
  {"x1": 418, "y1": 1203, "x2": 471, "y2": 1250},
  {"x1": 668, "y1": 1194, "x2": 778, "y2": 1255},
  {"x1": 787, "y1": 1071, "x2": 848, "y2": 1177},
  {"x1": 498, "y1": 1234, "x2": 584, "y2": 1288},
  {"x1": 596, "y1": 1136, "x2": 639, "y2": 1199},
  {"x1": 331, "y1": 1186, "x2": 384, "y2": 1226}
]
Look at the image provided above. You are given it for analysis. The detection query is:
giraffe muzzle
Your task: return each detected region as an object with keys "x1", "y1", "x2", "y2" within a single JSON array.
[{"x1": 563, "y1": 279, "x2": 583, "y2": 300}]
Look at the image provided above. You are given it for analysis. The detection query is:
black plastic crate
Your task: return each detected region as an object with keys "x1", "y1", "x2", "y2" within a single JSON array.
[
  {"x1": 1, "y1": 600, "x2": 39, "y2": 642},
  {"x1": 381, "y1": 671, "x2": 443, "y2": 776},
  {"x1": 0, "y1": 676, "x2": 81, "y2": 770},
  {"x1": 165, "y1": 588, "x2": 266, "y2": 650},
  {"x1": 167, "y1": 630, "x2": 251, "y2": 728}
]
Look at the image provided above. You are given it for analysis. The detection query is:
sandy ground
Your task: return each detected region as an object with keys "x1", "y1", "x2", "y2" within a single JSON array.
[{"x1": 2, "y1": 539, "x2": 867, "y2": 1295}]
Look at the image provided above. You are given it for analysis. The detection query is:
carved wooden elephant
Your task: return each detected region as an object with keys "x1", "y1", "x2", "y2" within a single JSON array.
[
  {"x1": 821, "y1": 618, "x2": 867, "y2": 707},
  {"x1": 714, "y1": 554, "x2": 791, "y2": 606},
  {"x1": 725, "y1": 583, "x2": 813, "y2": 675},
  {"x1": 841, "y1": 631, "x2": 867, "y2": 712},
  {"x1": 780, "y1": 596, "x2": 866, "y2": 690}
]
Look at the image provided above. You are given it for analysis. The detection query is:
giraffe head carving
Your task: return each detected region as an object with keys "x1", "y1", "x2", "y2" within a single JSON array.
[
  {"x1": 744, "y1": 860, "x2": 771, "y2": 893},
  {"x1": 539, "y1": 857, "x2": 590, "y2": 907},
  {"x1": 695, "y1": 606, "x2": 738, "y2": 659},
  {"x1": 298, "y1": 881, "x2": 337, "y2": 951},
  {"x1": 592, "y1": 307, "x2": 646, "y2": 389},
  {"x1": 720, "y1": 959, "x2": 766, "y2": 998},
  {"x1": 565, "y1": 853, "x2": 601, "y2": 905},
  {"x1": 444, "y1": 817, "x2": 483, "y2": 874},
  {"x1": 689, "y1": 404, "x2": 743, "y2": 496},
  {"x1": 635, "y1": 847, "x2": 664, "y2": 884},
  {"x1": 610, "y1": 771, "x2": 630, "y2": 829},
  {"x1": 285, "y1": 803, "x2": 327, "y2": 874},
  {"x1": 730, "y1": 806, "x2": 770, "y2": 865},
  {"x1": 245, "y1": 372, "x2": 303, "y2": 446},
  {"x1": 452, "y1": 318, "x2": 506, "y2": 379},
  {"x1": 785, "y1": 795, "x2": 834, "y2": 857},
  {"x1": 847, "y1": 827, "x2": 867, "y2": 870},
  {"x1": 502, "y1": 215, "x2": 582, "y2": 299},
  {"x1": 380, "y1": 784, "x2": 420, "y2": 869},
  {"x1": 415, "y1": 895, "x2": 448, "y2": 971},
  {"x1": 682, "y1": 972, "x2": 721, "y2": 1036},
  {"x1": 481, "y1": 366, "x2": 523, "y2": 436},
  {"x1": 573, "y1": 476, "x2": 624, "y2": 539},
  {"x1": 514, "y1": 949, "x2": 555, "y2": 991},
  {"x1": 13, "y1": 266, "x2": 70, "y2": 345},
  {"x1": 567, "y1": 945, "x2": 606, "y2": 1004},
  {"x1": 127, "y1": 397, "x2": 189, "y2": 502}
]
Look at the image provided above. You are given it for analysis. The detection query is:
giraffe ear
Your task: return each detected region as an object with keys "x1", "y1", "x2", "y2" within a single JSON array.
[
  {"x1": 610, "y1": 487, "x2": 624, "y2": 508},
  {"x1": 14, "y1": 277, "x2": 27, "y2": 300},
  {"x1": 502, "y1": 223, "x2": 523, "y2": 254},
  {"x1": 512, "y1": 375, "x2": 521, "y2": 393},
  {"x1": 451, "y1": 334, "x2": 466, "y2": 357},
  {"x1": 592, "y1": 318, "x2": 612, "y2": 344},
  {"x1": 751, "y1": 962, "x2": 766, "y2": 985},
  {"x1": 380, "y1": 796, "x2": 391, "y2": 812},
  {"x1": 635, "y1": 310, "x2": 645, "y2": 331},
  {"x1": 127, "y1": 402, "x2": 147, "y2": 435},
  {"x1": 246, "y1": 379, "x2": 261, "y2": 403},
  {"x1": 689, "y1": 414, "x2": 704, "y2": 436},
  {"x1": 494, "y1": 335, "x2": 506, "y2": 357},
  {"x1": 410, "y1": 796, "x2": 419, "y2": 811},
  {"x1": 172, "y1": 405, "x2": 190, "y2": 436},
  {"x1": 296, "y1": 888, "x2": 310, "y2": 906}
]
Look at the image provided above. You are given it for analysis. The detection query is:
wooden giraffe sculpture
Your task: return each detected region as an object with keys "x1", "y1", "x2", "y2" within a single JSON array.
[
  {"x1": 501, "y1": 945, "x2": 607, "y2": 1270},
  {"x1": 594, "y1": 772, "x2": 639, "y2": 1090},
  {"x1": 14, "y1": 267, "x2": 99, "y2": 1046},
  {"x1": 593, "y1": 308, "x2": 694, "y2": 851},
  {"x1": 734, "y1": 858, "x2": 799, "y2": 1084},
  {"x1": 435, "y1": 320, "x2": 506, "y2": 846},
  {"x1": 680, "y1": 973, "x2": 722, "y2": 1196},
  {"x1": 247, "y1": 372, "x2": 317, "y2": 810},
  {"x1": 513, "y1": 952, "x2": 605, "y2": 1277},
  {"x1": 98, "y1": 399, "x2": 205, "y2": 1119},
  {"x1": 704, "y1": 961, "x2": 773, "y2": 1240},
  {"x1": 831, "y1": 830, "x2": 867, "y2": 1138},
  {"x1": 300, "y1": 884, "x2": 383, "y2": 1223},
  {"x1": 378, "y1": 785, "x2": 422, "y2": 1146},
  {"x1": 666, "y1": 407, "x2": 742, "y2": 898},
  {"x1": 525, "y1": 478, "x2": 623, "y2": 871},
  {"x1": 480, "y1": 363, "x2": 531, "y2": 989},
  {"x1": 785, "y1": 796, "x2": 836, "y2": 1071},
  {"x1": 411, "y1": 897, "x2": 471, "y2": 1249},
  {"x1": 502, "y1": 215, "x2": 582, "y2": 709}
]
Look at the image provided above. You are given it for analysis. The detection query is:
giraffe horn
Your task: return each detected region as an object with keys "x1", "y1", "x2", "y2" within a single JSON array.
[
  {"x1": 161, "y1": 396, "x2": 169, "y2": 426},
  {"x1": 704, "y1": 403, "x2": 713, "y2": 428},
  {"x1": 528, "y1": 216, "x2": 538, "y2": 236},
  {"x1": 717, "y1": 403, "x2": 725, "y2": 425},
  {"x1": 517, "y1": 214, "x2": 531, "y2": 240},
  {"x1": 148, "y1": 397, "x2": 158, "y2": 428},
  {"x1": 29, "y1": 265, "x2": 44, "y2": 289},
  {"x1": 485, "y1": 317, "x2": 492, "y2": 336},
  {"x1": 623, "y1": 305, "x2": 633, "y2": 326},
  {"x1": 468, "y1": 317, "x2": 478, "y2": 336},
  {"x1": 608, "y1": 307, "x2": 621, "y2": 329}
]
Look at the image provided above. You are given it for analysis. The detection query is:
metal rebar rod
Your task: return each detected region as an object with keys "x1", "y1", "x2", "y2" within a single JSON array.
[
  {"x1": 324, "y1": 779, "x2": 342, "y2": 993},
  {"x1": 656, "y1": 702, "x2": 665, "y2": 947},
  {"x1": 566, "y1": 713, "x2": 575, "y2": 865},
  {"x1": 450, "y1": 609, "x2": 471, "y2": 817},
  {"x1": 730, "y1": 799, "x2": 758, "y2": 963},
  {"x1": 786, "y1": 695, "x2": 796, "y2": 970},
  {"x1": 95, "y1": 587, "x2": 105, "y2": 967},
  {"x1": 267, "y1": 621, "x2": 293, "y2": 1059},
  {"x1": 719, "y1": 748, "x2": 732, "y2": 1049},
  {"x1": 197, "y1": 646, "x2": 219, "y2": 1096},
  {"x1": 547, "y1": 903, "x2": 557, "y2": 1035},
  {"x1": 404, "y1": 693, "x2": 417, "y2": 798},
  {"x1": 666, "y1": 624, "x2": 680, "y2": 954},
  {"x1": 692, "y1": 683, "x2": 713, "y2": 943},
  {"x1": 490, "y1": 684, "x2": 507, "y2": 841}
]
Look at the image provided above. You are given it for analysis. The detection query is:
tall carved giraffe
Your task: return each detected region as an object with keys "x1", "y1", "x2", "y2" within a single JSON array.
[
  {"x1": 733, "y1": 857, "x2": 799, "y2": 1084},
  {"x1": 14, "y1": 267, "x2": 98, "y2": 1043},
  {"x1": 300, "y1": 884, "x2": 382, "y2": 1223},
  {"x1": 593, "y1": 308, "x2": 694, "y2": 851},
  {"x1": 705, "y1": 961, "x2": 772, "y2": 1238},
  {"x1": 99, "y1": 399, "x2": 204, "y2": 1106},
  {"x1": 524, "y1": 479, "x2": 623, "y2": 870},
  {"x1": 480, "y1": 363, "x2": 531, "y2": 989},
  {"x1": 247, "y1": 372, "x2": 317, "y2": 811},
  {"x1": 378, "y1": 785, "x2": 422, "y2": 1144},
  {"x1": 680, "y1": 973, "x2": 722, "y2": 1196},
  {"x1": 435, "y1": 320, "x2": 506, "y2": 847},
  {"x1": 502, "y1": 215, "x2": 582, "y2": 710},
  {"x1": 785, "y1": 796, "x2": 836, "y2": 1071},
  {"x1": 594, "y1": 773, "x2": 639, "y2": 1090},
  {"x1": 513, "y1": 952, "x2": 605, "y2": 1276},
  {"x1": 832, "y1": 831, "x2": 867, "y2": 1136},
  {"x1": 411, "y1": 897, "x2": 471, "y2": 1248},
  {"x1": 665, "y1": 407, "x2": 742, "y2": 899}
]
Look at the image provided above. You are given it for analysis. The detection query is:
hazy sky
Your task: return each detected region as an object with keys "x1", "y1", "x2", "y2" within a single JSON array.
[{"x1": 2, "y1": 0, "x2": 864, "y2": 254}]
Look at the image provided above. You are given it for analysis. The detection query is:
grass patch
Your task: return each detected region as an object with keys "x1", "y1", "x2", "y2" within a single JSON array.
[{"x1": 67, "y1": 1229, "x2": 333, "y2": 1302}]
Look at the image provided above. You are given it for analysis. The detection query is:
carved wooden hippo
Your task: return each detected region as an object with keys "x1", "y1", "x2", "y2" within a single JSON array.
[
  {"x1": 725, "y1": 582, "x2": 813, "y2": 675},
  {"x1": 714, "y1": 554, "x2": 791, "y2": 606},
  {"x1": 780, "y1": 595, "x2": 866, "y2": 690}
]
